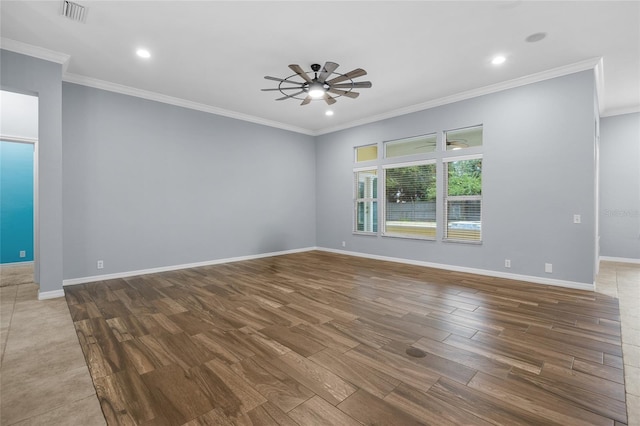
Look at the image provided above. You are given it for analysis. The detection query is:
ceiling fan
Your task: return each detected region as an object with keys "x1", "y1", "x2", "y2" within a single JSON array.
[
  {"x1": 445, "y1": 139, "x2": 469, "y2": 149},
  {"x1": 262, "y1": 61, "x2": 372, "y2": 106}
]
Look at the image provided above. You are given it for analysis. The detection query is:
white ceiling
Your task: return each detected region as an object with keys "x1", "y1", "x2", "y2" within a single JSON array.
[{"x1": 1, "y1": 1, "x2": 639, "y2": 135}]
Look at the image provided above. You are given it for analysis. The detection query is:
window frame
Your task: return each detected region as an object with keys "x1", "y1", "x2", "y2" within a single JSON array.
[
  {"x1": 444, "y1": 124, "x2": 483, "y2": 152},
  {"x1": 382, "y1": 159, "x2": 437, "y2": 240},
  {"x1": 443, "y1": 154, "x2": 483, "y2": 243},
  {"x1": 354, "y1": 144, "x2": 378, "y2": 163},
  {"x1": 350, "y1": 124, "x2": 483, "y2": 243},
  {"x1": 384, "y1": 133, "x2": 438, "y2": 159},
  {"x1": 353, "y1": 166, "x2": 379, "y2": 235}
]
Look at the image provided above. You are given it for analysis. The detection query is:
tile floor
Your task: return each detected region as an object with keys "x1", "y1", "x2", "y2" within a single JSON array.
[
  {"x1": 0, "y1": 282, "x2": 105, "y2": 425},
  {"x1": 0, "y1": 263, "x2": 34, "y2": 288},
  {"x1": 596, "y1": 261, "x2": 640, "y2": 426},
  {"x1": 0, "y1": 261, "x2": 638, "y2": 425}
]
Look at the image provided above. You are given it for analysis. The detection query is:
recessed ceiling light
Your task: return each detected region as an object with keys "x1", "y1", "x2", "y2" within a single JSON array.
[
  {"x1": 136, "y1": 48, "x2": 151, "y2": 59},
  {"x1": 491, "y1": 55, "x2": 506, "y2": 65},
  {"x1": 325, "y1": 110, "x2": 334, "y2": 116},
  {"x1": 525, "y1": 32, "x2": 547, "y2": 43}
]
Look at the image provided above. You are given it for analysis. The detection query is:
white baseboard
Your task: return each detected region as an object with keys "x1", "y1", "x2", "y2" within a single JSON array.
[
  {"x1": 0, "y1": 261, "x2": 34, "y2": 268},
  {"x1": 38, "y1": 289, "x2": 65, "y2": 300},
  {"x1": 600, "y1": 256, "x2": 640, "y2": 265},
  {"x1": 52, "y1": 245, "x2": 597, "y2": 295},
  {"x1": 317, "y1": 247, "x2": 595, "y2": 291},
  {"x1": 63, "y1": 247, "x2": 316, "y2": 287}
]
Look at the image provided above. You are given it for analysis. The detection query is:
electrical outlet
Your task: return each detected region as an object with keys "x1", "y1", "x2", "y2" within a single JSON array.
[
  {"x1": 504, "y1": 259, "x2": 511, "y2": 268},
  {"x1": 97, "y1": 260, "x2": 104, "y2": 269},
  {"x1": 341, "y1": 241, "x2": 346, "y2": 247},
  {"x1": 545, "y1": 263, "x2": 553, "y2": 273},
  {"x1": 573, "y1": 214, "x2": 581, "y2": 224},
  {"x1": 19, "y1": 250, "x2": 26, "y2": 258}
]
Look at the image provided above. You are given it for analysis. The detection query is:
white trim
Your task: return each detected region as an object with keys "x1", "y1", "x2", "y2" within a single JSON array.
[
  {"x1": 0, "y1": 135, "x2": 38, "y2": 144},
  {"x1": 442, "y1": 153, "x2": 483, "y2": 163},
  {"x1": 38, "y1": 289, "x2": 65, "y2": 300},
  {"x1": 383, "y1": 159, "x2": 436, "y2": 169},
  {"x1": 0, "y1": 261, "x2": 34, "y2": 267},
  {"x1": 593, "y1": 57, "x2": 605, "y2": 116},
  {"x1": 353, "y1": 165, "x2": 378, "y2": 173},
  {"x1": 0, "y1": 38, "x2": 70, "y2": 72},
  {"x1": 601, "y1": 106, "x2": 640, "y2": 118},
  {"x1": 62, "y1": 73, "x2": 314, "y2": 136},
  {"x1": 63, "y1": 247, "x2": 315, "y2": 286},
  {"x1": 600, "y1": 256, "x2": 640, "y2": 265},
  {"x1": 317, "y1": 247, "x2": 594, "y2": 291},
  {"x1": 316, "y1": 57, "x2": 603, "y2": 136}
]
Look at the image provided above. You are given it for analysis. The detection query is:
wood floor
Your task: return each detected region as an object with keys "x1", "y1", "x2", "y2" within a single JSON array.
[{"x1": 64, "y1": 251, "x2": 628, "y2": 425}]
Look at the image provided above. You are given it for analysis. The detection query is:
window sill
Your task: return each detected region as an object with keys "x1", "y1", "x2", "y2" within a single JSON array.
[
  {"x1": 352, "y1": 231, "x2": 378, "y2": 237},
  {"x1": 442, "y1": 239, "x2": 483, "y2": 245},
  {"x1": 382, "y1": 233, "x2": 436, "y2": 241}
]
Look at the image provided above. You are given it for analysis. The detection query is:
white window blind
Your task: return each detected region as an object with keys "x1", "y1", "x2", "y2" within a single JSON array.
[
  {"x1": 383, "y1": 161, "x2": 436, "y2": 239},
  {"x1": 444, "y1": 156, "x2": 482, "y2": 242}
]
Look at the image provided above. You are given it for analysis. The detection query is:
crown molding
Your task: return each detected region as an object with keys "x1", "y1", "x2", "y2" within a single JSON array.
[
  {"x1": 1, "y1": 41, "x2": 612, "y2": 136},
  {"x1": 315, "y1": 57, "x2": 604, "y2": 136},
  {"x1": 601, "y1": 105, "x2": 640, "y2": 118},
  {"x1": 0, "y1": 38, "x2": 70, "y2": 72},
  {"x1": 62, "y1": 73, "x2": 314, "y2": 136}
]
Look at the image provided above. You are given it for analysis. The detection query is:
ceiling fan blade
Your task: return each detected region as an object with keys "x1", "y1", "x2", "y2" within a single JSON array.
[
  {"x1": 261, "y1": 86, "x2": 306, "y2": 91},
  {"x1": 446, "y1": 140, "x2": 469, "y2": 148},
  {"x1": 264, "y1": 76, "x2": 304, "y2": 86},
  {"x1": 331, "y1": 81, "x2": 372, "y2": 89},
  {"x1": 327, "y1": 68, "x2": 367, "y2": 85},
  {"x1": 276, "y1": 91, "x2": 304, "y2": 100},
  {"x1": 289, "y1": 64, "x2": 313, "y2": 83},
  {"x1": 301, "y1": 96, "x2": 312, "y2": 106},
  {"x1": 264, "y1": 76, "x2": 288, "y2": 83},
  {"x1": 323, "y1": 93, "x2": 337, "y2": 105},
  {"x1": 328, "y1": 88, "x2": 359, "y2": 99},
  {"x1": 318, "y1": 62, "x2": 339, "y2": 83}
]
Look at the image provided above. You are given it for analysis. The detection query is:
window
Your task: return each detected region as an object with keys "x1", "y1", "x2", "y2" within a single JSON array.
[
  {"x1": 385, "y1": 134, "x2": 437, "y2": 158},
  {"x1": 383, "y1": 161, "x2": 436, "y2": 239},
  {"x1": 354, "y1": 169, "x2": 378, "y2": 233},
  {"x1": 444, "y1": 156, "x2": 482, "y2": 242},
  {"x1": 445, "y1": 125, "x2": 483, "y2": 151},
  {"x1": 355, "y1": 144, "x2": 377, "y2": 162},
  {"x1": 353, "y1": 124, "x2": 483, "y2": 242}
]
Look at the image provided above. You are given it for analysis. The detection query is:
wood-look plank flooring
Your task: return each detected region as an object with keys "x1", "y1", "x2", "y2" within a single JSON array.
[{"x1": 64, "y1": 251, "x2": 628, "y2": 425}]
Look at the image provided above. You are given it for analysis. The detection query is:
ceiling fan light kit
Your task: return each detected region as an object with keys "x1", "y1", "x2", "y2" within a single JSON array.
[{"x1": 262, "y1": 61, "x2": 372, "y2": 106}]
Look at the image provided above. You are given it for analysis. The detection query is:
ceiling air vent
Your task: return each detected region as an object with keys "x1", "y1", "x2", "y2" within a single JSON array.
[{"x1": 61, "y1": 1, "x2": 86, "y2": 22}]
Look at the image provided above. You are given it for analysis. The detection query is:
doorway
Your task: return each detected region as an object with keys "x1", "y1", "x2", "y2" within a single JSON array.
[{"x1": 0, "y1": 90, "x2": 38, "y2": 287}]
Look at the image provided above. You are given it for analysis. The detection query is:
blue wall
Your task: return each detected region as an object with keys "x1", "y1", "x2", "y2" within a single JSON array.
[{"x1": 1, "y1": 141, "x2": 34, "y2": 263}]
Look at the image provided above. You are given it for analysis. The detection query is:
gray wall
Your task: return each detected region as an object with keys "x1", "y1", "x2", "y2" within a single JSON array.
[
  {"x1": 599, "y1": 113, "x2": 640, "y2": 260},
  {"x1": 62, "y1": 83, "x2": 316, "y2": 279},
  {"x1": 316, "y1": 71, "x2": 598, "y2": 285},
  {"x1": 1, "y1": 50, "x2": 63, "y2": 293}
]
